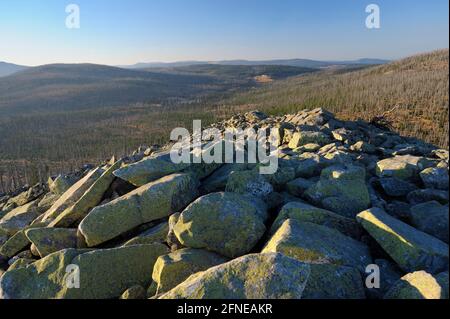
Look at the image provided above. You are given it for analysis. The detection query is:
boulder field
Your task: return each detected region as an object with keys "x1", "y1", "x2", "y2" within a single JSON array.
[{"x1": 0, "y1": 108, "x2": 448, "y2": 299}]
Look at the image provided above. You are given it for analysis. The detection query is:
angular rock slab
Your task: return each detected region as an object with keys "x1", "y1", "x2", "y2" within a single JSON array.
[
  {"x1": 0, "y1": 243, "x2": 168, "y2": 299},
  {"x1": 384, "y1": 271, "x2": 448, "y2": 299},
  {"x1": 152, "y1": 248, "x2": 228, "y2": 294},
  {"x1": 113, "y1": 152, "x2": 190, "y2": 187},
  {"x1": 419, "y1": 167, "x2": 449, "y2": 190},
  {"x1": 0, "y1": 200, "x2": 42, "y2": 237},
  {"x1": 41, "y1": 168, "x2": 104, "y2": 223},
  {"x1": 376, "y1": 155, "x2": 432, "y2": 181},
  {"x1": 25, "y1": 228, "x2": 79, "y2": 258},
  {"x1": 271, "y1": 201, "x2": 362, "y2": 239},
  {"x1": 122, "y1": 221, "x2": 169, "y2": 247},
  {"x1": 225, "y1": 170, "x2": 273, "y2": 199},
  {"x1": 305, "y1": 164, "x2": 370, "y2": 217},
  {"x1": 159, "y1": 253, "x2": 311, "y2": 299},
  {"x1": 410, "y1": 201, "x2": 449, "y2": 243},
  {"x1": 79, "y1": 173, "x2": 198, "y2": 247},
  {"x1": 173, "y1": 192, "x2": 267, "y2": 258},
  {"x1": 49, "y1": 160, "x2": 122, "y2": 228},
  {"x1": 357, "y1": 208, "x2": 449, "y2": 274},
  {"x1": 262, "y1": 219, "x2": 372, "y2": 272}
]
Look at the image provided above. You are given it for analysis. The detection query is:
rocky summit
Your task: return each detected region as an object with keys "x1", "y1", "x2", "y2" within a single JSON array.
[{"x1": 0, "y1": 108, "x2": 448, "y2": 299}]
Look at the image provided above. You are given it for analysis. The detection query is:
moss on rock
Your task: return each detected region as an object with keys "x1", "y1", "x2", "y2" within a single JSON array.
[{"x1": 159, "y1": 253, "x2": 311, "y2": 299}]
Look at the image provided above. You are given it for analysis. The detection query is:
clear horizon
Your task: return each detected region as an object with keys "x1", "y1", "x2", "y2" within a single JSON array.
[{"x1": 1, "y1": 0, "x2": 448, "y2": 66}]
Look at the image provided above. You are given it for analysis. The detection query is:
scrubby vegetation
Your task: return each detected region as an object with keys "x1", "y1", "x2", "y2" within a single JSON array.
[{"x1": 221, "y1": 49, "x2": 449, "y2": 148}]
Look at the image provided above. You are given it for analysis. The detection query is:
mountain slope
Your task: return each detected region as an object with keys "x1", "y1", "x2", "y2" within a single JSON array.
[
  {"x1": 219, "y1": 49, "x2": 449, "y2": 147},
  {"x1": 0, "y1": 62, "x2": 28, "y2": 77}
]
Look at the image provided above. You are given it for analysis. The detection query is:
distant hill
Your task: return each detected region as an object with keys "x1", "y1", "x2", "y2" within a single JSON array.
[
  {"x1": 0, "y1": 63, "x2": 223, "y2": 115},
  {"x1": 219, "y1": 49, "x2": 449, "y2": 148},
  {"x1": 0, "y1": 61, "x2": 28, "y2": 77},
  {"x1": 142, "y1": 64, "x2": 317, "y2": 79},
  {"x1": 0, "y1": 63, "x2": 315, "y2": 115},
  {"x1": 120, "y1": 58, "x2": 389, "y2": 69}
]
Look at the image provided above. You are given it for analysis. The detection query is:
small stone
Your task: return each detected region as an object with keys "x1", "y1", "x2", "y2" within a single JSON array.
[
  {"x1": 419, "y1": 167, "x2": 449, "y2": 190},
  {"x1": 288, "y1": 131, "x2": 330, "y2": 148},
  {"x1": 410, "y1": 201, "x2": 449, "y2": 243},
  {"x1": 378, "y1": 177, "x2": 418, "y2": 197},
  {"x1": 225, "y1": 170, "x2": 273, "y2": 200},
  {"x1": 407, "y1": 189, "x2": 449, "y2": 205},
  {"x1": 122, "y1": 221, "x2": 169, "y2": 246},
  {"x1": 25, "y1": 228, "x2": 79, "y2": 258},
  {"x1": 120, "y1": 285, "x2": 146, "y2": 299},
  {"x1": 384, "y1": 271, "x2": 448, "y2": 299},
  {"x1": 286, "y1": 178, "x2": 315, "y2": 197},
  {"x1": 376, "y1": 155, "x2": 432, "y2": 181}
]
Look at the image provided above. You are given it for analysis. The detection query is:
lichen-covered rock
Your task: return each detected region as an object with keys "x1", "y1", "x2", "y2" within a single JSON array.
[
  {"x1": 264, "y1": 165, "x2": 296, "y2": 189},
  {"x1": 288, "y1": 131, "x2": 330, "y2": 148},
  {"x1": 384, "y1": 271, "x2": 448, "y2": 299},
  {"x1": 152, "y1": 248, "x2": 227, "y2": 294},
  {"x1": 302, "y1": 264, "x2": 366, "y2": 299},
  {"x1": 378, "y1": 177, "x2": 418, "y2": 197},
  {"x1": 49, "y1": 160, "x2": 122, "y2": 228},
  {"x1": 263, "y1": 219, "x2": 372, "y2": 272},
  {"x1": 407, "y1": 188, "x2": 449, "y2": 205},
  {"x1": 0, "y1": 200, "x2": 42, "y2": 236},
  {"x1": 167, "y1": 213, "x2": 183, "y2": 251},
  {"x1": 37, "y1": 193, "x2": 60, "y2": 212},
  {"x1": 120, "y1": 285, "x2": 147, "y2": 299},
  {"x1": 113, "y1": 152, "x2": 190, "y2": 187},
  {"x1": 304, "y1": 164, "x2": 370, "y2": 217},
  {"x1": 357, "y1": 208, "x2": 449, "y2": 274},
  {"x1": 173, "y1": 192, "x2": 267, "y2": 258},
  {"x1": 6, "y1": 183, "x2": 47, "y2": 208},
  {"x1": 25, "y1": 228, "x2": 80, "y2": 258},
  {"x1": 0, "y1": 243, "x2": 168, "y2": 299},
  {"x1": 0, "y1": 231, "x2": 31, "y2": 259},
  {"x1": 41, "y1": 168, "x2": 104, "y2": 223},
  {"x1": 122, "y1": 221, "x2": 169, "y2": 247},
  {"x1": 225, "y1": 170, "x2": 273, "y2": 200},
  {"x1": 200, "y1": 163, "x2": 248, "y2": 193},
  {"x1": 7, "y1": 258, "x2": 35, "y2": 271},
  {"x1": 410, "y1": 201, "x2": 449, "y2": 243},
  {"x1": 419, "y1": 167, "x2": 449, "y2": 190},
  {"x1": 159, "y1": 253, "x2": 311, "y2": 299},
  {"x1": 49, "y1": 175, "x2": 78, "y2": 196},
  {"x1": 79, "y1": 173, "x2": 198, "y2": 247},
  {"x1": 376, "y1": 155, "x2": 433, "y2": 181},
  {"x1": 271, "y1": 202, "x2": 361, "y2": 239},
  {"x1": 285, "y1": 178, "x2": 315, "y2": 197}
]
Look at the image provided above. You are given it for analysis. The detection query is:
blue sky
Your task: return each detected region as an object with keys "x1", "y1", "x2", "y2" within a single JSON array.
[{"x1": 0, "y1": 0, "x2": 448, "y2": 66}]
